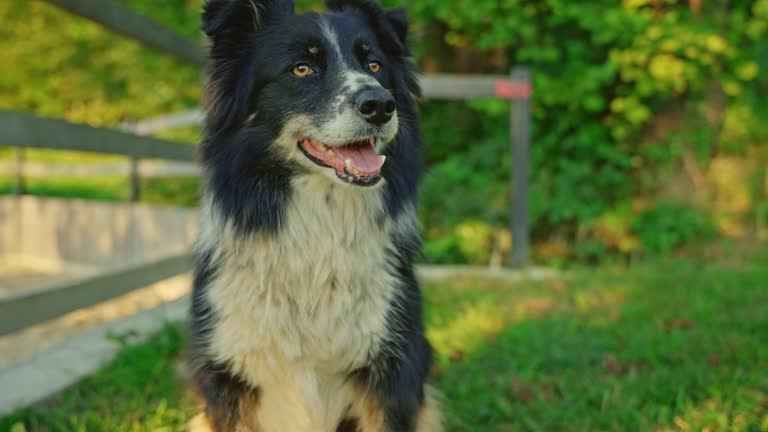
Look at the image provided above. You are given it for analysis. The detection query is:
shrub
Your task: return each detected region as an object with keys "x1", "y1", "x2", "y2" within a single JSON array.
[{"x1": 630, "y1": 203, "x2": 716, "y2": 255}]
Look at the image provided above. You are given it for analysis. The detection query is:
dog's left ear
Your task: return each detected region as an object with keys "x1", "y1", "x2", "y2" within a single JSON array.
[
  {"x1": 326, "y1": 0, "x2": 411, "y2": 56},
  {"x1": 202, "y1": 0, "x2": 295, "y2": 132},
  {"x1": 384, "y1": 6, "x2": 409, "y2": 48},
  {"x1": 202, "y1": 0, "x2": 294, "y2": 39}
]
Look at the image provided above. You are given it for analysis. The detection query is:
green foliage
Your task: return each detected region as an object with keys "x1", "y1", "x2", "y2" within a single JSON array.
[
  {"x1": 0, "y1": 1, "x2": 201, "y2": 126},
  {"x1": 422, "y1": 220, "x2": 498, "y2": 265},
  {"x1": 420, "y1": 118, "x2": 509, "y2": 229},
  {"x1": 630, "y1": 203, "x2": 716, "y2": 255},
  {"x1": 3, "y1": 260, "x2": 768, "y2": 430},
  {"x1": 409, "y1": 0, "x2": 768, "y2": 262}
]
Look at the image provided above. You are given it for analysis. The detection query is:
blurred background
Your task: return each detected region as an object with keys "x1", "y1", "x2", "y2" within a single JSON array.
[{"x1": 0, "y1": 1, "x2": 767, "y2": 431}]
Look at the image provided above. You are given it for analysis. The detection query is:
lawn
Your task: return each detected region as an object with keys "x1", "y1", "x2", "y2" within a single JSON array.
[
  {"x1": 0, "y1": 176, "x2": 201, "y2": 207},
  {"x1": 2, "y1": 259, "x2": 768, "y2": 431}
]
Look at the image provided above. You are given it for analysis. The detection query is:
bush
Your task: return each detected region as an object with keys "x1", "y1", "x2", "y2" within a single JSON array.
[
  {"x1": 412, "y1": 1, "x2": 767, "y2": 263},
  {"x1": 630, "y1": 203, "x2": 716, "y2": 255},
  {"x1": 423, "y1": 221, "x2": 498, "y2": 265}
]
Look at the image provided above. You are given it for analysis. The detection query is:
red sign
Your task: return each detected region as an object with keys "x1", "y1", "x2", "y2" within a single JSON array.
[{"x1": 494, "y1": 79, "x2": 532, "y2": 100}]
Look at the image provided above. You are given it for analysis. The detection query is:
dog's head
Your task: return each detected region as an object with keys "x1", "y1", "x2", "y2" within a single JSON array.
[{"x1": 201, "y1": 0, "x2": 420, "y2": 188}]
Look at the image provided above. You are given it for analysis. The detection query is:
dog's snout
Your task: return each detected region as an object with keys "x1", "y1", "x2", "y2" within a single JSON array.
[{"x1": 355, "y1": 90, "x2": 395, "y2": 126}]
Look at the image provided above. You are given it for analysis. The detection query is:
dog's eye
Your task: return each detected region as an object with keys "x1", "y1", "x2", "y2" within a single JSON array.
[
  {"x1": 368, "y1": 61, "x2": 382, "y2": 73},
  {"x1": 292, "y1": 64, "x2": 314, "y2": 77}
]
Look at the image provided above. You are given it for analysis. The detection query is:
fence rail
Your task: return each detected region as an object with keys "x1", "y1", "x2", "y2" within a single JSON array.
[
  {"x1": 44, "y1": 0, "x2": 207, "y2": 66},
  {"x1": 0, "y1": 254, "x2": 193, "y2": 336},
  {"x1": 0, "y1": 111, "x2": 196, "y2": 161}
]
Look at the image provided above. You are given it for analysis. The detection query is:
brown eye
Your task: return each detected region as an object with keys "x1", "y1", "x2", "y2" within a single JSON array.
[
  {"x1": 368, "y1": 60, "x2": 381, "y2": 73},
  {"x1": 292, "y1": 64, "x2": 314, "y2": 77}
]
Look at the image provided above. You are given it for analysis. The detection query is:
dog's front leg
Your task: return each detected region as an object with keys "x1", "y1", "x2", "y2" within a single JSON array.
[
  {"x1": 354, "y1": 334, "x2": 442, "y2": 432},
  {"x1": 191, "y1": 364, "x2": 261, "y2": 432}
]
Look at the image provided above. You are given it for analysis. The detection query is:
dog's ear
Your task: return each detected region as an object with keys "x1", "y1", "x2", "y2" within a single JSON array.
[
  {"x1": 325, "y1": 1, "x2": 410, "y2": 57},
  {"x1": 202, "y1": 0, "x2": 294, "y2": 133},
  {"x1": 202, "y1": 0, "x2": 294, "y2": 38},
  {"x1": 384, "y1": 6, "x2": 409, "y2": 48}
]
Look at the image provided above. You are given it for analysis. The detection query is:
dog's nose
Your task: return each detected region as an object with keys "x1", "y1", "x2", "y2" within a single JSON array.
[{"x1": 355, "y1": 90, "x2": 396, "y2": 125}]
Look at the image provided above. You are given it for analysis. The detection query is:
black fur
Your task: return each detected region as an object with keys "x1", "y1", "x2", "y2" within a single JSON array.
[
  {"x1": 372, "y1": 267, "x2": 432, "y2": 430},
  {"x1": 195, "y1": 364, "x2": 259, "y2": 431},
  {"x1": 204, "y1": 128, "x2": 294, "y2": 234},
  {"x1": 336, "y1": 418, "x2": 360, "y2": 432},
  {"x1": 191, "y1": 1, "x2": 433, "y2": 430}
]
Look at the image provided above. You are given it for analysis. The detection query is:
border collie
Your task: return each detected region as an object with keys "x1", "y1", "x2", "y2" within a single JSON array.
[{"x1": 189, "y1": 0, "x2": 441, "y2": 430}]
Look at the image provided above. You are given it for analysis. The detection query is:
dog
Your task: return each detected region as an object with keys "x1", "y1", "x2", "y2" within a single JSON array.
[{"x1": 188, "y1": 0, "x2": 441, "y2": 431}]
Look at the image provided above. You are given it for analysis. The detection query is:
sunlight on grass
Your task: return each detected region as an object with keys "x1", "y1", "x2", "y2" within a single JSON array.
[
  {"x1": 0, "y1": 176, "x2": 129, "y2": 201},
  {"x1": 0, "y1": 149, "x2": 126, "y2": 164},
  {"x1": 0, "y1": 176, "x2": 200, "y2": 207},
  {"x1": 427, "y1": 296, "x2": 558, "y2": 362},
  {"x1": 427, "y1": 301, "x2": 507, "y2": 358}
]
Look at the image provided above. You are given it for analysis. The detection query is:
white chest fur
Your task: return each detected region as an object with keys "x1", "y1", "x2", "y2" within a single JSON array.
[{"x1": 197, "y1": 175, "x2": 416, "y2": 431}]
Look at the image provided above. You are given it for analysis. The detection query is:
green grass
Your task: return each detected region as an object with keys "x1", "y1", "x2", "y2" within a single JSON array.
[
  {"x1": 2, "y1": 260, "x2": 768, "y2": 431},
  {"x1": 0, "y1": 176, "x2": 200, "y2": 207},
  {"x1": 0, "y1": 149, "x2": 126, "y2": 164}
]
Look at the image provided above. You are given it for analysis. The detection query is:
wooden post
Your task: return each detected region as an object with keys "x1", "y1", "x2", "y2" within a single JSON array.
[
  {"x1": 14, "y1": 147, "x2": 24, "y2": 196},
  {"x1": 130, "y1": 157, "x2": 140, "y2": 202},
  {"x1": 510, "y1": 67, "x2": 531, "y2": 268}
]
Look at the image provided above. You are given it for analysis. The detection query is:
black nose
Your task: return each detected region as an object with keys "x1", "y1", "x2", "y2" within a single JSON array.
[{"x1": 355, "y1": 90, "x2": 396, "y2": 126}]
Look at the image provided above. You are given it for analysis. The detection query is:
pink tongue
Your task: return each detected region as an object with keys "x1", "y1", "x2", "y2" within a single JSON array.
[{"x1": 333, "y1": 142, "x2": 386, "y2": 174}]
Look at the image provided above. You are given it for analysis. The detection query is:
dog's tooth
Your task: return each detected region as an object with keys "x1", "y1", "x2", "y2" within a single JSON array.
[
  {"x1": 344, "y1": 159, "x2": 353, "y2": 172},
  {"x1": 316, "y1": 142, "x2": 327, "y2": 150},
  {"x1": 326, "y1": 148, "x2": 335, "y2": 156}
]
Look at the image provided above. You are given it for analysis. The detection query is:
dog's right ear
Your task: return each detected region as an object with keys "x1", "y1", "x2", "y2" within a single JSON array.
[
  {"x1": 202, "y1": 0, "x2": 294, "y2": 38},
  {"x1": 202, "y1": 0, "x2": 294, "y2": 132}
]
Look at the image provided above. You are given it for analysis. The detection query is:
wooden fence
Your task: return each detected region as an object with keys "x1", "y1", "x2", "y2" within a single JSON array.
[{"x1": 0, "y1": 0, "x2": 532, "y2": 336}]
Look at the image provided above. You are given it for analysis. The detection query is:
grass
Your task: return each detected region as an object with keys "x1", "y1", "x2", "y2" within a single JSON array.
[
  {"x1": 0, "y1": 149, "x2": 126, "y2": 164},
  {"x1": 0, "y1": 176, "x2": 201, "y2": 207},
  {"x1": 1, "y1": 325, "x2": 198, "y2": 432},
  {"x1": 2, "y1": 259, "x2": 768, "y2": 431}
]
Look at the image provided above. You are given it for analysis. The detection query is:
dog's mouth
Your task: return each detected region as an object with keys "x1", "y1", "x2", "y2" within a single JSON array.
[{"x1": 297, "y1": 137, "x2": 386, "y2": 186}]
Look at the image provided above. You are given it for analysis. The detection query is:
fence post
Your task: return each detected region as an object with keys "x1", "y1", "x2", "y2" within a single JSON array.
[
  {"x1": 510, "y1": 67, "x2": 531, "y2": 268},
  {"x1": 121, "y1": 120, "x2": 141, "y2": 203},
  {"x1": 14, "y1": 147, "x2": 25, "y2": 196},
  {"x1": 130, "y1": 157, "x2": 140, "y2": 202}
]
